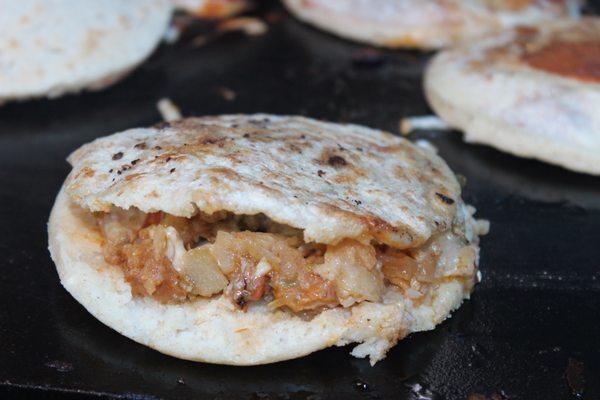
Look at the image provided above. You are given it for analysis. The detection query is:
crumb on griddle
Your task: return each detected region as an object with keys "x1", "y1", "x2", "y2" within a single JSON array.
[
  {"x1": 399, "y1": 115, "x2": 450, "y2": 136},
  {"x1": 217, "y1": 17, "x2": 267, "y2": 36},
  {"x1": 157, "y1": 98, "x2": 182, "y2": 122}
]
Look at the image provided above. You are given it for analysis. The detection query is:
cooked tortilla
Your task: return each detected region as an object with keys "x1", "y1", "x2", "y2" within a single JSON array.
[
  {"x1": 0, "y1": 0, "x2": 172, "y2": 103},
  {"x1": 425, "y1": 18, "x2": 600, "y2": 175},
  {"x1": 49, "y1": 115, "x2": 488, "y2": 365},
  {"x1": 171, "y1": 0, "x2": 250, "y2": 18},
  {"x1": 282, "y1": 0, "x2": 578, "y2": 49}
]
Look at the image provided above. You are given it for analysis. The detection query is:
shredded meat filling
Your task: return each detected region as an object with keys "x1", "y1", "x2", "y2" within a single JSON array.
[{"x1": 97, "y1": 207, "x2": 477, "y2": 312}]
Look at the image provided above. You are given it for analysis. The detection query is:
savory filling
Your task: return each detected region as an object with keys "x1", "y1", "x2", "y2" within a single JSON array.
[{"x1": 96, "y1": 208, "x2": 477, "y2": 312}]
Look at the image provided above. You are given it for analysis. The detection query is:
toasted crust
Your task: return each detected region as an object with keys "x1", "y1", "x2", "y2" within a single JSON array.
[
  {"x1": 424, "y1": 18, "x2": 600, "y2": 175},
  {"x1": 282, "y1": 0, "x2": 575, "y2": 49},
  {"x1": 0, "y1": 0, "x2": 172, "y2": 102},
  {"x1": 65, "y1": 115, "x2": 462, "y2": 249}
]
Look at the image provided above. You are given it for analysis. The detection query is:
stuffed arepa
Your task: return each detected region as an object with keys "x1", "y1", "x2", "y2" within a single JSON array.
[
  {"x1": 0, "y1": 0, "x2": 172, "y2": 103},
  {"x1": 282, "y1": 0, "x2": 579, "y2": 50},
  {"x1": 425, "y1": 18, "x2": 600, "y2": 175},
  {"x1": 48, "y1": 115, "x2": 488, "y2": 365}
]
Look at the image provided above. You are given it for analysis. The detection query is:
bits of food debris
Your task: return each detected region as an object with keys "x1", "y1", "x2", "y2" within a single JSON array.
[
  {"x1": 176, "y1": 0, "x2": 251, "y2": 19},
  {"x1": 163, "y1": 23, "x2": 181, "y2": 45},
  {"x1": 415, "y1": 139, "x2": 438, "y2": 154},
  {"x1": 399, "y1": 115, "x2": 450, "y2": 136},
  {"x1": 217, "y1": 17, "x2": 268, "y2": 36},
  {"x1": 215, "y1": 86, "x2": 237, "y2": 101},
  {"x1": 45, "y1": 360, "x2": 74, "y2": 373},
  {"x1": 435, "y1": 192, "x2": 455, "y2": 205},
  {"x1": 353, "y1": 379, "x2": 370, "y2": 391},
  {"x1": 192, "y1": 34, "x2": 211, "y2": 47},
  {"x1": 157, "y1": 98, "x2": 182, "y2": 122}
]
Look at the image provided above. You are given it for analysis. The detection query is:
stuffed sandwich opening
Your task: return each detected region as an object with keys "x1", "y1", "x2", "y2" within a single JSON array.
[{"x1": 96, "y1": 206, "x2": 481, "y2": 314}]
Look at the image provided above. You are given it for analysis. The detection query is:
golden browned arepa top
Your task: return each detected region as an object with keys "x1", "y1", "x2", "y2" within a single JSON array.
[{"x1": 66, "y1": 115, "x2": 462, "y2": 249}]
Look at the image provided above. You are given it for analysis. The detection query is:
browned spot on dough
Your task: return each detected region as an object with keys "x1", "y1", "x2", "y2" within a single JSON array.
[
  {"x1": 198, "y1": 136, "x2": 227, "y2": 146},
  {"x1": 151, "y1": 153, "x2": 183, "y2": 164},
  {"x1": 394, "y1": 165, "x2": 408, "y2": 180},
  {"x1": 365, "y1": 215, "x2": 399, "y2": 234},
  {"x1": 327, "y1": 155, "x2": 347, "y2": 167},
  {"x1": 81, "y1": 167, "x2": 95, "y2": 178},
  {"x1": 333, "y1": 174, "x2": 356, "y2": 184},
  {"x1": 484, "y1": 0, "x2": 535, "y2": 11},
  {"x1": 435, "y1": 192, "x2": 455, "y2": 205},
  {"x1": 7, "y1": 38, "x2": 19, "y2": 49},
  {"x1": 374, "y1": 143, "x2": 412, "y2": 155},
  {"x1": 125, "y1": 173, "x2": 144, "y2": 181},
  {"x1": 245, "y1": 133, "x2": 277, "y2": 143},
  {"x1": 523, "y1": 40, "x2": 600, "y2": 82},
  {"x1": 112, "y1": 152, "x2": 123, "y2": 160},
  {"x1": 286, "y1": 143, "x2": 304, "y2": 154},
  {"x1": 205, "y1": 167, "x2": 240, "y2": 179},
  {"x1": 83, "y1": 29, "x2": 101, "y2": 56},
  {"x1": 515, "y1": 25, "x2": 539, "y2": 37}
]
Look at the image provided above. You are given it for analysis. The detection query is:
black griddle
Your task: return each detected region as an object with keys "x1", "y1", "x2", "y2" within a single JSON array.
[{"x1": 1, "y1": 2, "x2": 599, "y2": 399}]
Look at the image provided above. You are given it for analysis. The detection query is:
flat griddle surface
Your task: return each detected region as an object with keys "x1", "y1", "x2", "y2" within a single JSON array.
[{"x1": 0, "y1": 2, "x2": 599, "y2": 399}]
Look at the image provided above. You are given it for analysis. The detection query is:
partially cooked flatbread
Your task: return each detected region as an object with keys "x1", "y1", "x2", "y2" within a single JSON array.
[
  {"x1": 48, "y1": 115, "x2": 488, "y2": 365},
  {"x1": 282, "y1": 0, "x2": 578, "y2": 49},
  {"x1": 0, "y1": 0, "x2": 172, "y2": 103},
  {"x1": 425, "y1": 18, "x2": 600, "y2": 175}
]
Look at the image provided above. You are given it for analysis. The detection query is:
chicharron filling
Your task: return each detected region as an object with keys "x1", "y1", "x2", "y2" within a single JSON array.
[{"x1": 96, "y1": 207, "x2": 477, "y2": 313}]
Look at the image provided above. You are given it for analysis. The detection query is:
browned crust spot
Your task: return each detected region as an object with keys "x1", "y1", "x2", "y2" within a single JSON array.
[
  {"x1": 523, "y1": 40, "x2": 600, "y2": 83},
  {"x1": 484, "y1": 0, "x2": 536, "y2": 11}
]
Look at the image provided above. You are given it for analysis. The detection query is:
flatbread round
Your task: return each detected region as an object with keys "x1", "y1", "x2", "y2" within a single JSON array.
[
  {"x1": 49, "y1": 115, "x2": 487, "y2": 365},
  {"x1": 0, "y1": 0, "x2": 172, "y2": 103},
  {"x1": 425, "y1": 18, "x2": 600, "y2": 175},
  {"x1": 282, "y1": 0, "x2": 578, "y2": 49}
]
